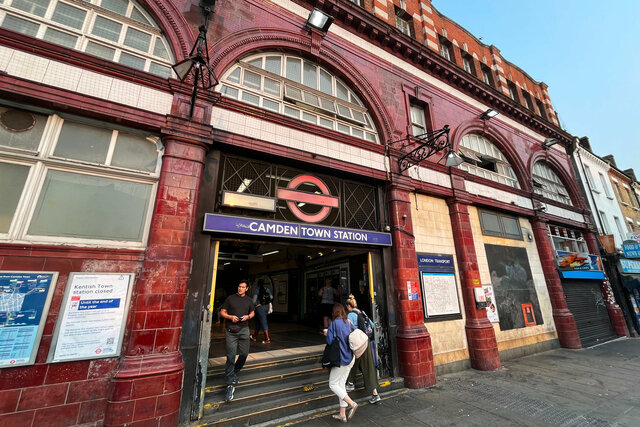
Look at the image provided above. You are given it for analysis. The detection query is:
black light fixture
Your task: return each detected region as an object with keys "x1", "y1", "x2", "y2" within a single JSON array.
[
  {"x1": 388, "y1": 125, "x2": 462, "y2": 172},
  {"x1": 542, "y1": 138, "x2": 558, "y2": 148},
  {"x1": 171, "y1": 0, "x2": 219, "y2": 118},
  {"x1": 480, "y1": 108, "x2": 499, "y2": 120},
  {"x1": 306, "y1": 8, "x2": 334, "y2": 33}
]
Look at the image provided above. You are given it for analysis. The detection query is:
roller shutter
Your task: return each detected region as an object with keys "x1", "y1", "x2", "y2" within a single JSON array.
[{"x1": 562, "y1": 279, "x2": 616, "y2": 347}]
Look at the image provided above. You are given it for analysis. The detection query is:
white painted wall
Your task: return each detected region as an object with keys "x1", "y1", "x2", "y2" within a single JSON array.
[{"x1": 574, "y1": 146, "x2": 627, "y2": 248}]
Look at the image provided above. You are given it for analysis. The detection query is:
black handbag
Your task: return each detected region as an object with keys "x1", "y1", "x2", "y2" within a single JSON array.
[{"x1": 321, "y1": 325, "x2": 341, "y2": 369}]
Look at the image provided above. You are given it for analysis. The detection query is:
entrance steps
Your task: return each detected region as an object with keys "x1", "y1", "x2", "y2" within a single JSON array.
[{"x1": 196, "y1": 349, "x2": 404, "y2": 426}]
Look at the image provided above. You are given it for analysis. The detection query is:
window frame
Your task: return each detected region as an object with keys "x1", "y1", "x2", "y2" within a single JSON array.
[
  {"x1": 535, "y1": 98, "x2": 547, "y2": 120},
  {"x1": 438, "y1": 35, "x2": 453, "y2": 62},
  {"x1": 481, "y1": 64, "x2": 494, "y2": 87},
  {"x1": 394, "y1": 6, "x2": 413, "y2": 37},
  {"x1": 218, "y1": 53, "x2": 380, "y2": 144},
  {"x1": 457, "y1": 133, "x2": 520, "y2": 189},
  {"x1": 532, "y1": 161, "x2": 573, "y2": 206},
  {"x1": 461, "y1": 52, "x2": 475, "y2": 75},
  {"x1": 0, "y1": 103, "x2": 163, "y2": 248},
  {"x1": 507, "y1": 81, "x2": 520, "y2": 102},
  {"x1": 0, "y1": 0, "x2": 175, "y2": 78},
  {"x1": 479, "y1": 209, "x2": 523, "y2": 240},
  {"x1": 599, "y1": 172, "x2": 613, "y2": 198}
]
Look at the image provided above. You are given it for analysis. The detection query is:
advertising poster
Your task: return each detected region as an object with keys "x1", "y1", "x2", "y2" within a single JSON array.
[
  {"x1": 49, "y1": 273, "x2": 134, "y2": 363},
  {"x1": 407, "y1": 280, "x2": 419, "y2": 301},
  {"x1": 482, "y1": 285, "x2": 500, "y2": 323},
  {"x1": 0, "y1": 272, "x2": 57, "y2": 368},
  {"x1": 556, "y1": 251, "x2": 602, "y2": 271}
]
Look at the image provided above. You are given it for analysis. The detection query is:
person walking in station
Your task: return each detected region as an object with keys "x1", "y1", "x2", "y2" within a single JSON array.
[
  {"x1": 251, "y1": 278, "x2": 273, "y2": 343},
  {"x1": 345, "y1": 294, "x2": 380, "y2": 404},
  {"x1": 220, "y1": 279, "x2": 255, "y2": 402},
  {"x1": 325, "y1": 302, "x2": 358, "y2": 422}
]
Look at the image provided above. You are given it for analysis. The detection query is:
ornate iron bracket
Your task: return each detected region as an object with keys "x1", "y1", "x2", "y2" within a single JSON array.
[{"x1": 389, "y1": 125, "x2": 452, "y2": 172}]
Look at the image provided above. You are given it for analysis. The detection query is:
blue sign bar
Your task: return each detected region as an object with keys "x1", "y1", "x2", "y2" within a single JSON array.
[
  {"x1": 203, "y1": 214, "x2": 392, "y2": 246},
  {"x1": 620, "y1": 258, "x2": 640, "y2": 275},
  {"x1": 622, "y1": 242, "x2": 640, "y2": 259},
  {"x1": 560, "y1": 270, "x2": 606, "y2": 280},
  {"x1": 417, "y1": 254, "x2": 455, "y2": 272}
]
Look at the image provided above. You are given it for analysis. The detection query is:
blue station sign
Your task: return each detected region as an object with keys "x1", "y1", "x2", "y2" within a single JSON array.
[{"x1": 203, "y1": 213, "x2": 392, "y2": 246}]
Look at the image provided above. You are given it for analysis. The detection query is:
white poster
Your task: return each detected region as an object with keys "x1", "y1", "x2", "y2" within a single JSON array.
[
  {"x1": 421, "y1": 272, "x2": 461, "y2": 317},
  {"x1": 48, "y1": 273, "x2": 134, "y2": 363},
  {"x1": 483, "y1": 284, "x2": 500, "y2": 323}
]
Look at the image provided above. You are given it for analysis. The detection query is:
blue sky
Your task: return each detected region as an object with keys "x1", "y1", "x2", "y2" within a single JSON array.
[{"x1": 432, "y1": 1, "x2": 640, "y2": 174}]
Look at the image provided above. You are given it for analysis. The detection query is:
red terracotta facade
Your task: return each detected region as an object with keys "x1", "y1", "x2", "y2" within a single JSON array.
[{"x1": 0, "y1": 0, "x2": 620, "y2": 426}]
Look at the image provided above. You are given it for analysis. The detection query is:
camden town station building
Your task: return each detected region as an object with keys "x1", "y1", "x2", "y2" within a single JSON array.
[{"x1": 0, "y1": 0, "x2": 629, "y2": 425}]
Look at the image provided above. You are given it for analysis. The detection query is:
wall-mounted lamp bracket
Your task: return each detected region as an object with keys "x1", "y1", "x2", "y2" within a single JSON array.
[{"x1": 388, "y1": 125, "x2": 462, "y2": 172}]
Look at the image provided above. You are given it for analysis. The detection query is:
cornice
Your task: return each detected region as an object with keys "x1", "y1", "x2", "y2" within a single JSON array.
[
  {"x1": 300, "y1": 0, "x2": 573, "y2": 145},
  {"x1": 577, "y1": 145, "x2": 611, "y2": 171}
]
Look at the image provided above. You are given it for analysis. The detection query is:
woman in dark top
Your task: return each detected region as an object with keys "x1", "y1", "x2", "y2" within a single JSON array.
[{"x1": 325, "y1": 303, "x2": 358, "y2": 422}]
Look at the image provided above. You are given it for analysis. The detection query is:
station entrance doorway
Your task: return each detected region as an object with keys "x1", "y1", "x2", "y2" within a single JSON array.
[{"x1": 208, "y1": 239, "x2": 378, "y2": 357}]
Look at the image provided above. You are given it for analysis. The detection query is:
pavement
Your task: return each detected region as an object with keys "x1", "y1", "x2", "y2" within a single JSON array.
[{"x1": 284, "y1": 338, "x2": 640, "y2": 427}]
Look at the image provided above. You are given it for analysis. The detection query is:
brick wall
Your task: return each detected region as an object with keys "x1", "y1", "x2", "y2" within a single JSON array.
[{"x1": 0, "y1": 247, "x2": 144, "y2": 427}]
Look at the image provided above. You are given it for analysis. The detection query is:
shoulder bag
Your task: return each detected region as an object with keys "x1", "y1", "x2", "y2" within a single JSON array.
[{"x1": 321, "y1": 324, "x2": 341, "y2": 368}]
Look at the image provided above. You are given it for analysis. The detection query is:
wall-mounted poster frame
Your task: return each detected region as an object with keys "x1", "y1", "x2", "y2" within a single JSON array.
[
  {"x1": 48, "y1": 273, "x2": 135, "y2": 363},
  {"x1": 417, "y1": 254, "x2": 462, "y2": 321},
  {"x1": 0, "y1": 271, "x2": 58, "y2": 368}
]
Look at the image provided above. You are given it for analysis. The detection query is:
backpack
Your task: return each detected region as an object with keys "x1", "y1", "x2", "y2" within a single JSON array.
[
  {"x1": 258, "y1": 286, "x2": 272, "y2": 305},
  {"x1": 357, "y1": 310, "x2": 374, "y2": 340}
]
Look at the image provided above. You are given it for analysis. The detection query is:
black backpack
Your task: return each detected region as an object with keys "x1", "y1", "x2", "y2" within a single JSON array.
[
  {"x1": 258, "y1": 286, "x2": 272, "y2": 305},
  {"x1": 357, "y1": 310, "x2": 374, "y2": 340}
]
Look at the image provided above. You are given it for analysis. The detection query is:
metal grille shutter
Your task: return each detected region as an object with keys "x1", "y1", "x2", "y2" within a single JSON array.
[{"x1": 562, "y1": 280, "x2": 616, "y2": 347}]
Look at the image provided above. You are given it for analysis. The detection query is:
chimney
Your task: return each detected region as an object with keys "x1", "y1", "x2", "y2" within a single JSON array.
[{"x1": 602, "y1": 154, "x2": 617, "y2": 168}]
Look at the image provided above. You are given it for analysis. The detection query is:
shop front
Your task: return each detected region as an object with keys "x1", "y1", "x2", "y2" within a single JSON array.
[
  {"x1": 618, "y1": 258, "x2": 640, "y2": 332},
  {"x1": 549, "y1": 225, "x2": 617, "y2": 347},
  {"x1": 179, "y1": 152, "x2": 392, "y2": 420}
]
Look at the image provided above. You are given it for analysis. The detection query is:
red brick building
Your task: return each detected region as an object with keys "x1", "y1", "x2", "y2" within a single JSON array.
[{"x1": 0, "y1": 0, "x2": 628, "y2": 425}]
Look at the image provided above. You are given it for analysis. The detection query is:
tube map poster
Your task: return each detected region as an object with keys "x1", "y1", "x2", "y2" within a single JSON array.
[{"x1": 0, "y1": 272, "x2": 57, "y2": 367}]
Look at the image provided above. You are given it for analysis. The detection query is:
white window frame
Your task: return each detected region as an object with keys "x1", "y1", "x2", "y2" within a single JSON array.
[
  {"x1": 410, "y1": 104, "x2": 427, "y2": 136},
  {"x1": 440, "y1": 42, "x2": 451, "y2": 61},
  {"x1": 396, "y1": 15, "x2": 411, "y2": 36},
  {"x1": 533, "y1": 161, "x2": 573, "y2": 205},
  {"x1": 457, "y1": 133, "x2": 520, "y2": 189},
  {"x1": 218, "y1": 53, "x2": 379, "y2": 143},
  {"x1": 0, "y1": 106, "x2": 162, "y2": 248},
  {"x1": 0, "y1": 0, "x2": 175, "y2": 78},
  {"x1": 462, "y1": 56, "x2": 472, "y2": 73},
  {"x1": 583, "y1": 164, "x2": 597, "y2": 191},
  {"x1": 598, "y1": 172, "x2": 613, "y2": 198},
  {"x1": 599, "y1": 211, "x2": 610, "y2": 234}
]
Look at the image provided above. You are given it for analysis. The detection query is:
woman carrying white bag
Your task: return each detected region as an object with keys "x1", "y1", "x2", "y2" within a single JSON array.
[{"x1": 346, "y1": 295, "x2": 380, "y2": 404}]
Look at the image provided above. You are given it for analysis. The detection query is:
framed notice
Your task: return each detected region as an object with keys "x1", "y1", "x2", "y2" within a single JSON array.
[
  {"x1": 48, "y1": 273, "x2": 134, "y2": 363},
  {"x1": 417, "y1": 254, "x2": 462, "y2": 321},
  {"x1": 0, "y1": 271, "x2": 58, "y2": 368}
]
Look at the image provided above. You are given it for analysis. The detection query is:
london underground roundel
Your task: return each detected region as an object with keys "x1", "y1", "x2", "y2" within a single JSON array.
[{"x1": 276, "y1": 175, "x2": 338, "y2": 223}]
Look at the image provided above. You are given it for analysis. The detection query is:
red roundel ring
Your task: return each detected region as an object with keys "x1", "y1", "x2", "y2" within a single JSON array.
[{"x1": 276, "y1": 175, "x2": 339, "y2": 223}]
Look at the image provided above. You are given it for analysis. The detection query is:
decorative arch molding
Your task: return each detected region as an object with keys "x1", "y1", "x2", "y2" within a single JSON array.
[
  {"x1": 528, "y1": 152, "x2": 585, "y2": 210},
  {"x1": 208, "y1": 28, "x2": 394, "y2": 143},
  {"x1": 141, "y1": 0, "x2": 194, "y2": 59},
  {"x1": 450, "y1": 118, "x2": 532, "y2": 192}
]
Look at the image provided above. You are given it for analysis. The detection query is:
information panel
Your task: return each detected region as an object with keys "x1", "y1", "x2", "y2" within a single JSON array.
[
  {"x1": 417, "y1": 254, "x2": 461, "y2": 320},
  {"x1": 0, "y1": 271, "x2": 57, "y2": 368},
  {"x1": 48, "y1": 273, "x2": 134, "y2": 363}
]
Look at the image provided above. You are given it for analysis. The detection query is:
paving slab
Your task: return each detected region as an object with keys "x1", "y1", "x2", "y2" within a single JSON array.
[{"x1": 283, "y1": 338, "x2": 640, "y2": 427}]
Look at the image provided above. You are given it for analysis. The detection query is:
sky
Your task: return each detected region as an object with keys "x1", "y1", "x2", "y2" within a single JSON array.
[{"x1": 432, "y1": 1, "x2": 640, "y2": 174}]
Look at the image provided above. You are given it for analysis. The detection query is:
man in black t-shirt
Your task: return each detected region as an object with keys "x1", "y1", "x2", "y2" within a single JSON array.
[{"x1": 220, "y1": 280, "x2": 255, "y2": 402}]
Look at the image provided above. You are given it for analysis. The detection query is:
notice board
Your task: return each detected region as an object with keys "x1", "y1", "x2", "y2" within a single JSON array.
[
  {"x1": 48, "y1": 273, "x2": 134, "y2": 363},
  {"x1": 0, "y1": 271, "x2": 58, "y2": 368},
  {"x1": 417, "y1": 254, "x2": 461, "y2": 320}
]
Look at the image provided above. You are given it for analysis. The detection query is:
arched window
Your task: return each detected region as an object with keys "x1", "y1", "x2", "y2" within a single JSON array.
[
  {"x1": 457, "y1": 133, "x2": 520, "y2": 188},
  {"x1": 218, "y1": 53, "x2": 379, "y2": 143},
  {"x1": 0, "y1": 0, "x2": 175, "y2": 78},
  {"x1": 533, "y1": 161, "x2": 572, "y2": 205}
]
